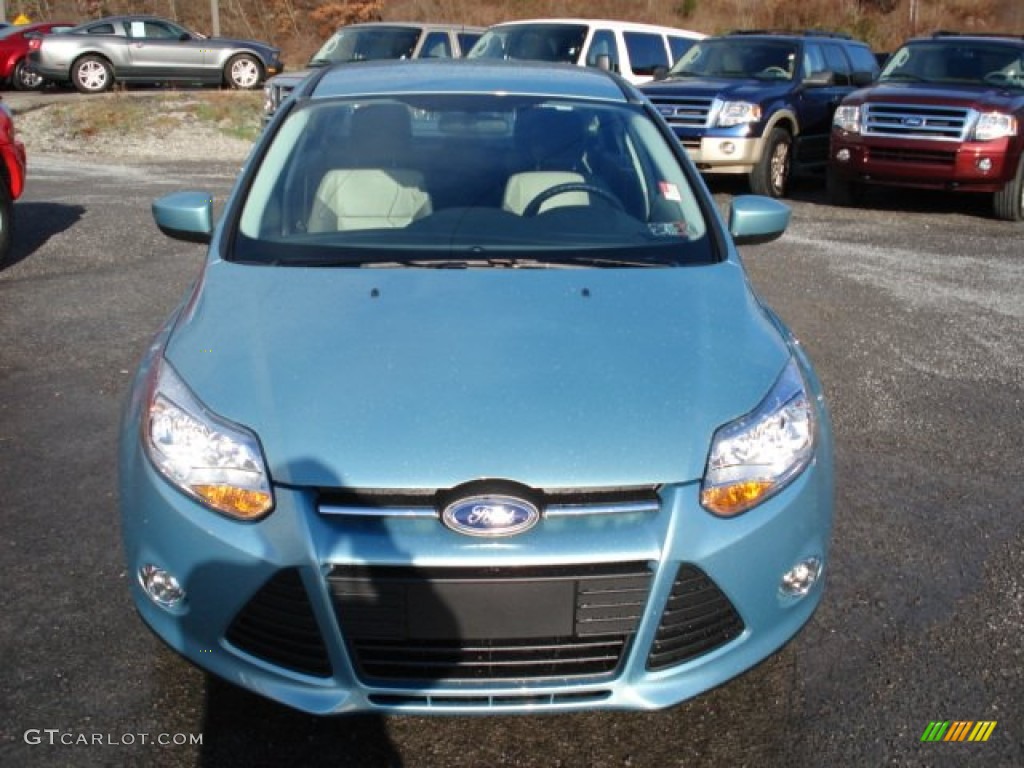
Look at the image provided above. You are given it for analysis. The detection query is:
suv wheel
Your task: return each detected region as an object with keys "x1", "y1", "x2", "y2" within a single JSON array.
[
  {"x1": 993, "y1": 154, "x2": 1024, "y2": 222},
  {"x1": 750, "y1": 127, "x2": 792, "y2": 197},
  {"x1": 827, "y1": 172, "x2": 864, "y2": 207}
]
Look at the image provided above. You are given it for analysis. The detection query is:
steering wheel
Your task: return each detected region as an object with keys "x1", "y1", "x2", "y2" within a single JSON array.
[
  {"x1": 760, "y1": 66, "x2": 789, "y2": 78},
  {"x1": 984, "y1": 71, "x2": 1011, "y2": 86},
  {"x1": 522, "y1": 183, "x2": 624, "y2": 217}
]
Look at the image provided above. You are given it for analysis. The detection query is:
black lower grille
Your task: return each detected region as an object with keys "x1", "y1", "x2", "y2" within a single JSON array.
[
  {"x1": 646, "y1": 565, "x2": 744, "y2": 671},
  {"x1": 226, "y1": 569, "x2": 332, "y2": 678},
  {"x1": 869, "y1": 147, "x2": 956, "y2": 166},
  {"x1": 328, "y1": 563, "x2": 652, "y2": 683}
]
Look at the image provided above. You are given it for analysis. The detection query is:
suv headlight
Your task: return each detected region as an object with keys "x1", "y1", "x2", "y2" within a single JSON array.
[
  {"x1": 833, "y1": 105, "x2": 861, "y2": 134},
  {"x1": 717, "y1": 101, "x2": 762, "y2": 127},
  {"x1": 701, "y1": 358, "x2": 815, "y2": 517},
  {"x1": 144, "y1": 358, "x2": 273, "y2": 520},
  {"x1": 973, "y1": 112, "x2": 1017, "y2": 142}
]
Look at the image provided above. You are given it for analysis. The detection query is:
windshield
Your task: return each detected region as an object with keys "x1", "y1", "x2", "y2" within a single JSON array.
[
  {"x1": 467, "y1": 24, "x2": 588, "y2": 64},
  {"x1": 669, "y1": 39, "x2": 798, "y2": 80},
  {"x1": 235, "y1": 94, "x2": 712, "y2": 268},
  {"x1": 309, "y1": 26, "x2": 421, "y2": 65},
  {"x1": 880, "y1": 40, "x2": 1024, "y2": 88}
]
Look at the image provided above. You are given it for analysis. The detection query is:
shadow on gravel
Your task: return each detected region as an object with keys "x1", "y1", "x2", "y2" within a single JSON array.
[
  {"x1": 3, "y1": 201, "x2": 86, "y2": 272},
  {"x1": 198, "y1": 676, "x2": 402, "y2": 768}
]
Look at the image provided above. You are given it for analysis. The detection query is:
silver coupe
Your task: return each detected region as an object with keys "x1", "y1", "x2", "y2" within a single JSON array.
[{"x1": 27, "y1": 14, "x2": 282, "y2": 93}]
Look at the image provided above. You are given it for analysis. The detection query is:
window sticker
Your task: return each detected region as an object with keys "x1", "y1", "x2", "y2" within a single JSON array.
[
  {"x1": 648, "y1": 221, "x2": 692, "y2": 238},
  {"x1": 658, "y1": 181, "x2": 682, "y2": 201}
]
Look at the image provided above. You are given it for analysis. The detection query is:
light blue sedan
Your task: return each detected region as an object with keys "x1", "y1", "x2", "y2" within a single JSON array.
[{"x1": 120, "y1": 59, "x2": 834, "y2": 715}]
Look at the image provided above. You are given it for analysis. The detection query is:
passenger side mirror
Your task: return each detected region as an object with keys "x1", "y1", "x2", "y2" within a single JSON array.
[
  {"x1": 728, "y1": 196, "x2": 791, "y2": 246},
  {"x1": 851, "y1": 70, "x2": 875, "y2": 87},
  {"x1": 594, "y1": 53, "x2": 612, "y2": 72}
]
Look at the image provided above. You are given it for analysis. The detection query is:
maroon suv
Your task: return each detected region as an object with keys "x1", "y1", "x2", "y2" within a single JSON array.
[{"x1": 828, "y1": 32, "x2": 1024, "y2": 221}]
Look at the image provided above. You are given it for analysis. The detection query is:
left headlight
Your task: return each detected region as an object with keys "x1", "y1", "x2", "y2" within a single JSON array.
[
  {"x1": 972, "y1": 111, "x2": 1017, "y2": 142},
  {"x1": 701, "y1": 358, "x2": 815, "y2": 517},
  {"x1": 144, "y1": 357, "x2": 274, "y2": 520},
  {"x1": 717, "y1": 101, "x2": 762, "y2": 127}
]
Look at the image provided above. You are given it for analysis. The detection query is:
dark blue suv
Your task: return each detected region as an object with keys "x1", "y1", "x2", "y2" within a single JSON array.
[{"x1": 641, "y1": 31, "x2": 879, "y2": 197}]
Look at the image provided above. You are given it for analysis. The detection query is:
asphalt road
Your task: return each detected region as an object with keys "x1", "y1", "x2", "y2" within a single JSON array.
[{"x1": 1, "y1": 152, "x2": 1021, "y2": 768}]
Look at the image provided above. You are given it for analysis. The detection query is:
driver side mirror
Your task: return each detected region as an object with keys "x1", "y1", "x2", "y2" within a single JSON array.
[{"x1": 651, "y1": 65, "x2": 669, "y2": 81}]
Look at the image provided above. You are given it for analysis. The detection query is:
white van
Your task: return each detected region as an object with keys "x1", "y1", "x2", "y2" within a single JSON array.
[{"x1": 467, "y1": 18, "x2": 705, "y2": 84}]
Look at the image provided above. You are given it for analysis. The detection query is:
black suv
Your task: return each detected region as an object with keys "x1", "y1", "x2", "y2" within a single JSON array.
[{"x1": 641, "y1": 30, "x2": 879, "y2": 196}]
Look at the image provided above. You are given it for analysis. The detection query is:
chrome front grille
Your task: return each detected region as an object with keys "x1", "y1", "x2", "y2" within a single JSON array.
[
  {"x1": 650, "y1": 96, "x2": 716, "y2": 128},
  {"x1": 317, "y1": 485, "x2": 660, "y2": 520},
  {"x1": 863, "y1": 103, "x2": 972, "y2": 141}
]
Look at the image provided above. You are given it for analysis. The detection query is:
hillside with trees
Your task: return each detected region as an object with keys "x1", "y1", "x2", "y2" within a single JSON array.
[{"x1": 8, "y1": 0, "x2": 1024, "y2": 65}]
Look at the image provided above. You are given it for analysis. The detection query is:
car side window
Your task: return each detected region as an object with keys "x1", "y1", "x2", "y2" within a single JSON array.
[
  {"x1": 846, "y1": 44, "x2": 880, "y2": 78},
  {"x1": 668, "y1": 36, "x2": 698, "y2": 65},
  {"x1": 802, "y1": 43, "x2": 827, "y2": 79},
  {"x1": 623, "y1": 31, "x2": 669, "y2": 76},
  {"x1": 86, "y1": 23, "x2": 117, "y2": 35},
  {"x1": 586, "y1": 29, "x2": 619, "y2": 72},
  {"x1": 457, "y1": 32, "x2": 481, "y2": 55},
  {"x1": 823, "y1": 43, "x2": 852, "y2": 85},
  {"x1": 421, "y1": 31, "x2": 452, "y2": 58}
]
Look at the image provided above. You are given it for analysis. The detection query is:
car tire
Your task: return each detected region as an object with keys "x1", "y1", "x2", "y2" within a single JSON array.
[
  {"x1": 992, "y1": 153, "x2": 1024, "y2": 222},
  {"x1": 12, "y1": 58, "x2": 44, "y2": 91},
  {"x1": 72, "y1": 55, "x2": 113, "y2": 94},
  {"x1": 750, "y1": 126, "x2": 792, "y2": 198},
  {"x1": 827, "y1": 172, "x2": 864, "y2": 207},
  {"x1": 225, "y1": 54, "x2": 262, "y2": 90},
  {"x1": 0, "y1": 182, "x2": 13, "y2": 269}
]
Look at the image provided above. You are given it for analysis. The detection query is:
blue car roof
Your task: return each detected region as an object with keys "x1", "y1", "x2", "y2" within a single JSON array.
[{"x1": 308, "y1": 59, "x2": 635, "y2": 103}]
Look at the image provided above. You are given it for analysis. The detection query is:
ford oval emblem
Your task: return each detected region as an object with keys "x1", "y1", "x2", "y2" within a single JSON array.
[
  {"x1": 903, "y1": 116, "x2": 925, "y2": 127},
  {"x1": 442, "y1": 495, "x2": 540, "y2": 537}
]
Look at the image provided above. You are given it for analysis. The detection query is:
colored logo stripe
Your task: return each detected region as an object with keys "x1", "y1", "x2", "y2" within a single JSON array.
[{"x1": 921, "y1": 721, "x2": 996, "y2": 742}]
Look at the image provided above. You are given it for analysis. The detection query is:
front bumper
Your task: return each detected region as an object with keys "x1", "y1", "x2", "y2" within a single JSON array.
[
  {"x1": 830, "y1": 131, "x2": 1018, "y2": 192},
  {"x1": 671, "y1": 127, "x2": 764, "y2": 174},
  {"x1": 120, "y1": 427, "x2": 834, "y2": 715}
]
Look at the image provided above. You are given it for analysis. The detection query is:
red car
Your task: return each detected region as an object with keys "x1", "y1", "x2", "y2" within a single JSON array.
[
  {"x1": 0, "y1": 99, "x2": 26, "y2": 266},
  {"x1": 0, "y1": 21, "x2": 75, "y2": 90}
]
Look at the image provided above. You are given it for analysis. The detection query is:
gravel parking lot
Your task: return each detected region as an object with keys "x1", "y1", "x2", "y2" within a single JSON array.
[{"x1": 1, "y1": 100, "x2": 1021, "y2": 767}]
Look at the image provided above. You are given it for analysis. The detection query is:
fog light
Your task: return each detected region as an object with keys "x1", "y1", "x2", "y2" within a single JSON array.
[
  {"x1": 780, "y1": 557, "x2": 822, "y2": 597},
  {"x1": 836, "y1": 148, "x2": 851, "y2": 163},
  {"x1": 139, "y1": 564, "x2": 186, "y2": 608},
  {"x1": 977, "y1": 157, "x2": 993, "y2": 172},
  {"x1": 720, "y1": 141, "x2": 736, "y2": 155}
]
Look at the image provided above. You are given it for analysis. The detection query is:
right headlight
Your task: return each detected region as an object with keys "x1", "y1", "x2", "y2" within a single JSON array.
[
  {"x1": 701, "y1": 358, "x2": 815, "y2": 517},
  {"x1": 833, "y1": 105, "x2": 861, "y2": 134},
  {"x1": 144, "y1": 357, "x2": 273, "y2": 520}
]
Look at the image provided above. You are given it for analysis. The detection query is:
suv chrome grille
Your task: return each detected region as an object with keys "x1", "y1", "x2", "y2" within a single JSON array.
[
  {"x1": 650, "y1": 96, "x2": 715, "y2": 128},
  {"x1": 863, "y1": 103, "x2": 972, "y2": 141}
]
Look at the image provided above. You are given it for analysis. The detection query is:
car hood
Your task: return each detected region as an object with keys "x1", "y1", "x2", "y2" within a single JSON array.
[
  {"x1": 207, "y1": 36, "x2": 279, "y2": 55},
  {"x1": 643, "y1": 76, "x2": 791, "y2": 102},
  {"x1": 164, "y1": 261, "x2": 790, "y2": 490},
  {"x1": 852, "y1": 81, "x2": 1024, "y2": 110}
]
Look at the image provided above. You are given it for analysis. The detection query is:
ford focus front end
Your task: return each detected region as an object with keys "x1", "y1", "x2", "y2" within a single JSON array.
[{"x1": 120, "y1": 60, "x2": 834, "y2": 715}]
